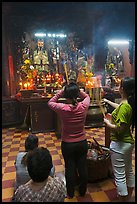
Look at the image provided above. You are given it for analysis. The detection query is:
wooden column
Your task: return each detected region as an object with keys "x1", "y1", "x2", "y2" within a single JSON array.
[{"x1": 105, "y1": 125, "x2": 111, "y2": 148}]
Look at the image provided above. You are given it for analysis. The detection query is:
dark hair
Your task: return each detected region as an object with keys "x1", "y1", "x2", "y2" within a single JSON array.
[
  {"x1": 63, "y1": 82, "x2": 80, "y2": 105},
  {"x1": 25, "y1": 134, "x2": 38, "y2": 152},
  {"x1": 121, "y1": 77, "x2": 135, "y2": 132},
  {"x1": 27, "y1": 147, "x2": 53, "y2": 182},
  {"x1": 21, "y1": 134, "x2": 39, "y2": 165}
]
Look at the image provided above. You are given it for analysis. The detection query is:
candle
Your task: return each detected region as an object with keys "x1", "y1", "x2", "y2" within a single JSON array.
[{"x1": 19, "y1": 82, "x2": 23, "y2": 90}]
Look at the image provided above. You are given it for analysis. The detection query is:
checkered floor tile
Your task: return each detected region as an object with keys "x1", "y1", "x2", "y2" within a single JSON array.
[{"x1": 2, "y1": 127, "x2": 135, "y2": 202}]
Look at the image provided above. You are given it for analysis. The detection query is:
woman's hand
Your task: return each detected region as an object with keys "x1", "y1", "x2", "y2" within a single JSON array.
[
  {"x1": 104, "y1": 117, "x2": 117, "y2": 130},
  {"x1": 104, "y1": 118, "x2": 110, "y2": 126},
  {"x1": 62, "y1": 86, "x2": 65, "y2": 91},
  {"x1": 103, "y1": 98, "x2": 108, "y2": 103},
  {"x1": 103, "y1": 98, "x2": 119, "y2": 109}
]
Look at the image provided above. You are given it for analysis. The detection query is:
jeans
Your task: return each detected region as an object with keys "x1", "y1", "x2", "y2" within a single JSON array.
[
  {"x1": 61, "y1": 140, "x2": 88, "y2": 197},
  {"x1": 110, "y1": 141, "x2": 135, "y2": 196}
]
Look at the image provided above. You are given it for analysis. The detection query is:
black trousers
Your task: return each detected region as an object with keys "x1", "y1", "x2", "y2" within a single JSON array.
[{"x1": 61, "y1": 140, "x2": 88, "y2": 197}]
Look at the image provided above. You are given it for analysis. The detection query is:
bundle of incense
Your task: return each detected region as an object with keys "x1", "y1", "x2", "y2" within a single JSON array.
[
  {"x1": 89, "y1": 89, "x2": 92, "y2": 98},
  {"x1": 64, "y1": 64, "x2": 69, "y2": 84},
  {"x1": 92, "y1": 88, "x2": 94, "y2": 103},
  {"x1": 98, "y1": 100, "x2": 106, "y2": 117},
  {"x1": 96, "y1": 87, "x2": 99, "y2": 102},
  {"x1": 93, "y1": 137, "x2": 104, "y2": 154},
  {"x1": 99, "y1": 87, "x2": 102, "y2": 101}
]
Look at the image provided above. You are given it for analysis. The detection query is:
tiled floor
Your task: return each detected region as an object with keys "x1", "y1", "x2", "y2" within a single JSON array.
[{"x1": 2, "y1": 127, "x2": 135, "y2": 202}]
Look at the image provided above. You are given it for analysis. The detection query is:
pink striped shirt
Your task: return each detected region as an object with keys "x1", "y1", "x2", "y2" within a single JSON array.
[{"x1": 48, "y1": 90, "x2": 90, "y2": 142}]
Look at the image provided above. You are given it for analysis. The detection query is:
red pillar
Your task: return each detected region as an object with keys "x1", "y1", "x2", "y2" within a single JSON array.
[
  {"x1": 8, "y1": 54, "x2": 16, "y2": 96},
  {"x1": 8, "y1": 39, "x2": 16, "y2": 96}
]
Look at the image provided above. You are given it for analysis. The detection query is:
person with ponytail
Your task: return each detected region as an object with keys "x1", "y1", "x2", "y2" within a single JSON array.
[
  {"x1": 48, "y1": 82, "x2": 90, "y2": 198},
  {"x1": 103, "y1": 77, "x2": 135, "y2": 202}
]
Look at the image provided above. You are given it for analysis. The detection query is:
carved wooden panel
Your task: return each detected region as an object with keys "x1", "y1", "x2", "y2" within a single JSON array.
[
  {"x1": 30, "y1": 102, "x2": 55, "y2": 133},
  {"x1": 2, "y1": 99, "x2": 20, "y2": 126}
]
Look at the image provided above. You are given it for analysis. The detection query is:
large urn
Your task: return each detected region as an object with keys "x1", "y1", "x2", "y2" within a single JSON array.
[{"x1": 85, "y1": 101, "x2": 107, "y2": 128}]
